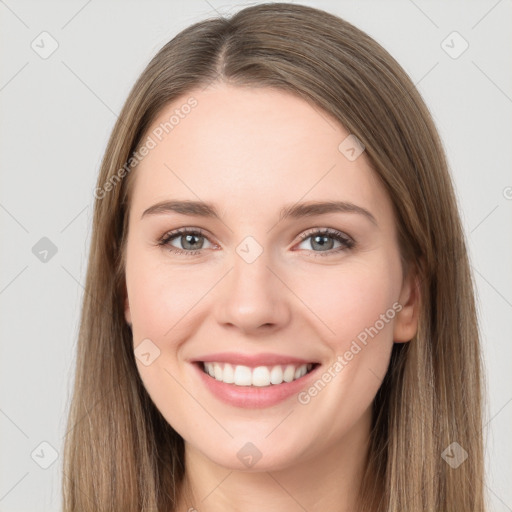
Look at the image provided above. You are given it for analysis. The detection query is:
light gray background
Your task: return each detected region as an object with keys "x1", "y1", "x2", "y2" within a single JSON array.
[{"x1": 1, "y1": 1, "x2": 511, "y2": 510}]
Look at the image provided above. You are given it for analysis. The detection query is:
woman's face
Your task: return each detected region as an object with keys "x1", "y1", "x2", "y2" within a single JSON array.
[{"x1": 124, "y1": 83, "x2": 418, "y2": 471}]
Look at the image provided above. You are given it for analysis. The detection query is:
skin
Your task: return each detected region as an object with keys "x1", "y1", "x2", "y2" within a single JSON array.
[{"x1": 123, "y1": 83, "x2": 419, "y2": 512}]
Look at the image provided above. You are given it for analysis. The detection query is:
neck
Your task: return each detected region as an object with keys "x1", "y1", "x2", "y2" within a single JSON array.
[{"x1": 175, "y1": 406, "x2": 372, "y2": 512}]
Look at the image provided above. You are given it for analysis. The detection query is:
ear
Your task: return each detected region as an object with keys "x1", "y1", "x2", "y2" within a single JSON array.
[{"x1": 393, "y1": 267, "x2": 421, "y2": 343}]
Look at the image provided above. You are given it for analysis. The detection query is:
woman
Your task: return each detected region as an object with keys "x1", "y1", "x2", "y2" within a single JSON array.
[{"x1": 62, "y1": 3, "x2": 486, "y2": 511}]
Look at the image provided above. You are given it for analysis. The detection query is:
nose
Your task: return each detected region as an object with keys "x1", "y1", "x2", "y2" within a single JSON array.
[{"x1": 214, "y1": 248, "x2": 292, "y2": 335}]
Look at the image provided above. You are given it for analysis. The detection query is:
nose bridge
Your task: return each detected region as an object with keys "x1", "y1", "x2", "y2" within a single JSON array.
[
  {"x1": 215, "y1": 238, "x2": 290, "y2": 332},
  {"x1": 232, "y1": 243, "x2": 272, "y2": 300}
]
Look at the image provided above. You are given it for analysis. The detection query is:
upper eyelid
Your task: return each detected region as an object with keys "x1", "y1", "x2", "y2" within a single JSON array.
[{"x1": 297, "y1": 227, "x2": 352, "y2": 240}]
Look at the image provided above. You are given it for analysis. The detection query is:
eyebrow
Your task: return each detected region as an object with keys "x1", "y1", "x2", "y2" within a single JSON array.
[{"x1": 141, "y1": 199, "x2": 377, "y2": 226}]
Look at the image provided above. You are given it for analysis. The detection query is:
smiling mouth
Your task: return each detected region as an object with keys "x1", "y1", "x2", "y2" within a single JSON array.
[{"x1": 199, "y1": 361, "x2": 319, "y2": 387}]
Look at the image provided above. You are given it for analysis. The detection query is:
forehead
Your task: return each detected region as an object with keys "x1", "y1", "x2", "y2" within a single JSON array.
[{"x1": 129, "y1": 84, "x2": 392, "y2": 224}]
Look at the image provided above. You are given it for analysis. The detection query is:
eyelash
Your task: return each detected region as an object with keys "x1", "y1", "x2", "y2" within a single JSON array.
[{"x1": 157, "y1": 227, "x2": 355, "y2": 257}]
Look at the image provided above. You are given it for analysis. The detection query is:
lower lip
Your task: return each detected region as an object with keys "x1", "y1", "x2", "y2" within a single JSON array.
[{"x1": 193, "y1": 362, "x2": 320, "y2": 409}]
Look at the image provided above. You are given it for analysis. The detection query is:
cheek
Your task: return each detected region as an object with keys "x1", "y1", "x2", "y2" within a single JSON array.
[
  {"x1": 126, "y1": 254, "x2": 205, "y2": 341},
  {"x1": 126, "y1": 256, "x2": 218, "y2": 402},
  {"x1": 126, "y1": 258, "x2": 208, "y2": 433},
  {"x1": 289, "y1": 257, "x2": 402, "y2": 404},
  {"x1": 288, "y1": 260, "x2": 400, "y2": 439},
  {"x1": 295, "y1": 260, "x2": 399, "y2": 346}
]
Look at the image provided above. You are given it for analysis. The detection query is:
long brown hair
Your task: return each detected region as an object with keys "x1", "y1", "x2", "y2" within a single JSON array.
[{"x1": 62, "y1": 3, "x2": 486, "y2": 510}]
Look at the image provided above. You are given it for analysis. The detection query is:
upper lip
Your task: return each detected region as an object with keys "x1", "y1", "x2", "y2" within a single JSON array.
[{"x1": 190, "y1": 352, "x2": 319, "y2": 368}]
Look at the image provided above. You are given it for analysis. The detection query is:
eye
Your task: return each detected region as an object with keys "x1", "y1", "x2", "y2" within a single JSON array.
[
  {"x1": 295, "y1": 228, "x2": 355, "y2": 256},
  {"x1": 158, "y1": 227, "x2": 355, "y2": 257},
  {"x1": 158, "y1": 227, "x2": 215, "y2": 256}
]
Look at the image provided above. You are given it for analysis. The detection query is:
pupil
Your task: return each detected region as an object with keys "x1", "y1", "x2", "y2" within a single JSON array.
[
  {"x1": 313, "y1": 235, "x2": 332, "y2": 251},
  {"x1": 184, "y1": 234, "x2": 201, "y2": 250}
]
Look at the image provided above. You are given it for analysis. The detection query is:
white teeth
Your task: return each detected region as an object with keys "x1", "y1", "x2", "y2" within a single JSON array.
[
  {"x1": 270, "y1": 365, "x2": 283, "y2": 384},
  {"x1": 202, "y1": 362, "x2": 314, "y2": 387},
  {"x1": 252, "y1": 366, "x2": 270, "y2": 387},
  {"x1": 214, "y1": 363, "x2": 222, "y2": 381},
  {"x1": 222, "y1": 362, "x2": 235, "y2": 384},
  {"x1": 294, "y1": 365, "x2": 307, "y2": 379},
  {"x1": 233, "y1": 365, "x2": 252, "y2": 386},
  {"x1": 283, "y1": 365, "x2": 296, "y2": 383}
]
